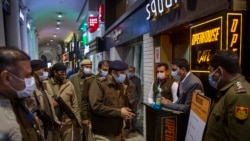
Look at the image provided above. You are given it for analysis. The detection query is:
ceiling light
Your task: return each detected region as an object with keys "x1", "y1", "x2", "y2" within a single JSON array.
[
  {"x1": 57, "y1": 21, "x2": 61, "y2": 25},
  {"x1": 58, "y1": 14, "x2": 62, "y2": 18},
  {"x1": 53, "y1": 34, "x2": 57, "y2": 37},
  {"x1": 50, "y1": 39, "x2": 53, "y2": 42},
  {"x1": 56, "y1": 26, "x2": 60, "y2": 30}
]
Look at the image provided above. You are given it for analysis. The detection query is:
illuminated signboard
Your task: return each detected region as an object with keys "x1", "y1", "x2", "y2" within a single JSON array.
[
  {"x1": 146, "y1": 0, "x2": 180, "y2": 20},
  {"x1": 190, "y1": 17, "x2": 222, "y2": 73},
  {"x1": 226, "y1": 13, "x2": 242, "y2": 65}
]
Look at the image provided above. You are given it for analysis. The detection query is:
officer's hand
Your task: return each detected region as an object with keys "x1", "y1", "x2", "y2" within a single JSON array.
[
  {"x1": 82, "y1": 119, "x2": 90, "y2": 126},
  {"x1": 121, "y1": 107, "x2": 135, "y2": 120}
]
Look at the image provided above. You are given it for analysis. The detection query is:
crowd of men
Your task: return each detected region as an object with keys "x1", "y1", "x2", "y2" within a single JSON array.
[{"x1": 0, "y1": 46, "x2": 250, "y2": 141}]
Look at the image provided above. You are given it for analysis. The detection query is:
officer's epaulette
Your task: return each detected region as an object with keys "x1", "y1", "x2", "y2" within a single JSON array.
[{"x1": 235, "y1": 81, "x2": 247, "y2": 93}]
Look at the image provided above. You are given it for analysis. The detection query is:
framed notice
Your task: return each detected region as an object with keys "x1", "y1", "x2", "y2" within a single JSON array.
[
  {"x1": 155, "y1": 47, "x2": 160, "y2": 63},
  {"x1": 185, "y1": 92, "x2": 211, "y2": 141}
]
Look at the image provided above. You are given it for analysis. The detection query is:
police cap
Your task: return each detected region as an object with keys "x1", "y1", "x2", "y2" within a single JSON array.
[
  {"x1": 109, "y1": 60, "x2": 128, "y2": 71},
  {"x1": 81, "y1": 59, "x2": 92, "y2": 65}
]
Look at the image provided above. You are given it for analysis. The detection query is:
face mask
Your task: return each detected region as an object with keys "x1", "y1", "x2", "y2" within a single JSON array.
[
  {"x1": 208, "y1": 69, "x2": 221, "y2": 89},
  {"x1": 55, "y1": 74, "x2": 66, "y2": 83},
  {"x1": 9, "y1": 74, "x2": 35, "y2": 98},
  {"x1": 39, "y1": 72, "x2": 49, "y2": 81},
  {"x1": 83, "y1": 68, "x2": 92, "y2": 75},
  {"x1": 171, "y1": 71, "x2": 180, "y2": 81},
  {"x1": 100, "y1": 70, "x2": 108, "y2": 77},
  {"x1": 128, "y1": 73, "x2": 134, "y2": 79},
  {"x1": 115, "y1": 74, "x2": 126, "y2": 83},
  {"x1": 157, "y1": 72, "x2": 165, "y2": 80}
]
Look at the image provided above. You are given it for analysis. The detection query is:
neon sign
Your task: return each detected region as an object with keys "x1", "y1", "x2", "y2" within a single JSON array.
[{"x1": 190, "y1": 17, "x2": 222, "y2": 73}]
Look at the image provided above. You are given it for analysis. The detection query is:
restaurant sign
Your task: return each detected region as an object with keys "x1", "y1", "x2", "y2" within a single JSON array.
[{"x1": 190, "y1": 17, "x2": 222, "y2": 73}]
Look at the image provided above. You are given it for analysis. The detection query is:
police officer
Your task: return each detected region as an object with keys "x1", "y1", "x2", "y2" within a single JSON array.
[
  {"x1": 43, "y1": 62, "x2": 81, "y2": 141},
  {"x1": 203, "y1": 50, "x2": 250, "y2": 141},
  {"x1": 0, "y1": 47, "x2": 42, "y2": 141},
  {"x1": 69, "y1": 59, "x2": 94, "y2": 141},
  {"x1": 29, "y1": 60, "x2": 60, "y2": 141},
  {"x1": 88, "y1": 60, "x2": 135, "y2": 141}
]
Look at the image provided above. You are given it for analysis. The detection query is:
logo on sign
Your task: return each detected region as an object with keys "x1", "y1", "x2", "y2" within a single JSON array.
[{"x1": 88, "y1": 17, "x2": 99, "y2": 33}]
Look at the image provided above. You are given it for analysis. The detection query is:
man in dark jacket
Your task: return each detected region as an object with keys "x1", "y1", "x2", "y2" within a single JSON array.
[
  {"x1": 88, "y1": 60, "x2": 135, "y2": 141},
  {"x1": 0, "y1": 47, "x2": 43, "y2": 141}
]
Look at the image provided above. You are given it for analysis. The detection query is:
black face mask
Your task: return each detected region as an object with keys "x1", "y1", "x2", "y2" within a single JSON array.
[{"x1": 55, "y1": 74, "x2": 66, "y2": 83}]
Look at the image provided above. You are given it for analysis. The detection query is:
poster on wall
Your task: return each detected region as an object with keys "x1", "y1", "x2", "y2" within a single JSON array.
[{"x1": 155, "y1": 47, "x2": 160, "y2": 63}]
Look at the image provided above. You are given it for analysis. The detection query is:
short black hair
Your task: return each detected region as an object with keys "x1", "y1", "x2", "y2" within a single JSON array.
[
  {"x1": 172, "y1": 58, "x2": 190, "y2": 72},
  {"x1": 98, "y1": 60, "x2": 109, "y2": 69},
  {"x1": 157, "y1": 63, "x2": 169, "y2": 70},
  {"x1": 129, "y1": 66, "x2": 135, "y2": 71},
  {"x1": 209, "y1": 50, "x2": 241, "y2": 74},
  {"x1": 0, "y1": 47, "x2": 30, "y2": 74}
]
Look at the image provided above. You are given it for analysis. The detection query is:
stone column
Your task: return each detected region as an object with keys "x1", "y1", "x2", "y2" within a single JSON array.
[
  {"x1": 0, "y1": 1, "x2": 6, "y2": 46},
  {"x1": 5, "y1": 0, "x2": 21, "y2": 49},
  {"x1": 20, "y1": 8, "x2": 29, "y2": 54}
]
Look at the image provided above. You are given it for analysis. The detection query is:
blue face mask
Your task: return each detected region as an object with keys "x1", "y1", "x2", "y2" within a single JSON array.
[
  {"x1": 115, "y1": 74, "x2": 126, "y2": 83},
  {"x1": 100, "y1": 70, "x2": 108, "y2": 77},
  {"x1": 208, "y1": 69, "x2": 221, "y2": 89},
  {"x1": 171, "y1": 71, "x2": 180, "y2": 81}
]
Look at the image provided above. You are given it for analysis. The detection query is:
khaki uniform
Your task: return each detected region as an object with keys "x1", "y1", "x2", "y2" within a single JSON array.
[
  {"x1": 88, "y1": 75, "x2": 126, "y2": 140},
  {"x1": 153, "y1": 78, "x2": 174, "y2": 101},
  {"x1": 43, "y1": 78, "x2": 81, "y2": 141},
  {"x1": 204, "y1": 76, "x2": 250, "y2": 141},
  {"x1": 26, "y1": 80, "x2": 59, "y2": 141},
  {"x1": 69, "y1": 72, "x2": 95, "y2": 141}
]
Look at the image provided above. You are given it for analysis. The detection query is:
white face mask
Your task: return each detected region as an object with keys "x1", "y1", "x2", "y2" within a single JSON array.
[
  {"x1": 83, "y1": 68, "x2": 92, "y2": 75},
  {"x1": 157, "y1": 72, "x2": 165, "y2": 80},
  {"x1": 9, "y1": 74, "x2": 35, "y2": 99},
  {"x1": 39, "y1": 71, "x2": 49, "y2": 81}
]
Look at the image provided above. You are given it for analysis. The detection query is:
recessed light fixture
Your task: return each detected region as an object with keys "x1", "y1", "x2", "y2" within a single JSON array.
[
  {"x1": 50, "y1": 39, "x2": 53, "y2": 42},
  {"x1": 58, "y1": 14, "x2": 62, "y2": 18},
  {"x1": 57, "y1": 21, "x2": 61, "y2": 25},
  {"x1": 56, "y1": 26, "x2": 60, "y2": 30},
  {"x1": 53, "y1": 34, "x2": 57, "y2": 37}
]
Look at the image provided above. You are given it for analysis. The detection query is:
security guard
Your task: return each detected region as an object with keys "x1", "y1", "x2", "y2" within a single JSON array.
[
  {"x1": 203, "y1": 50, "x2": 250, "y2": 141},
  {"x1": 88, "y1": 60, "x2": 135, "y2": 141}
]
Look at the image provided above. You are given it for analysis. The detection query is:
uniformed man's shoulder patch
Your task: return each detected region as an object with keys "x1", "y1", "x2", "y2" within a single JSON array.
[
  {"x1": 235, "y1": 106, "x2": 249, "y2": 120},
  {"x1": 235, "y1": 81, "x2": 247, "y2": 93}
]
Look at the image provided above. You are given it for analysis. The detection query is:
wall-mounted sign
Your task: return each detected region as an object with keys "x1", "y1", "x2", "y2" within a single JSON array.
[
  {"x1": 190, "y1": 17, "x2": 222, "y2": 73},
  {"x1": 155, "y1": 47, "x2": 160, "y2": 63},
  {"x1": 112, "y1": 28, "x2": 122, "y2": 41},
  {"x1": 88, "y1": 16, "x2": 99, "y2": 33},
  {"x1": 146, "y1": 0, "x2": 181, "y2": 20},
  {"x1": 226, "y1": 13, "x2": 242, "y2": 64},
  {"x1": 63, "y1": 52, "x2": 69, "y2": 63},
  {"x1": 99, "y1": 4, "x2": 105, "y2": 22}
]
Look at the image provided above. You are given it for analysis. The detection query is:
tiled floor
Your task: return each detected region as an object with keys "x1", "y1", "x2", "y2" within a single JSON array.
[{"x1": 124, "y1": 130, "x2": 145, "y2": 141}]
